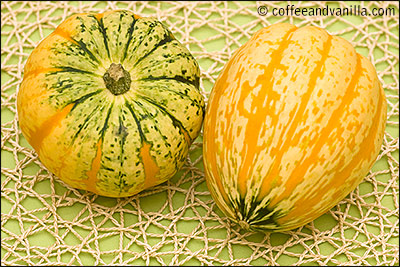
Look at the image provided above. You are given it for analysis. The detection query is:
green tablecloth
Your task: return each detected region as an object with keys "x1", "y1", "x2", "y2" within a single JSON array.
[{"x1": 1, "y1": 1, "x2": 399, "y2": 265}]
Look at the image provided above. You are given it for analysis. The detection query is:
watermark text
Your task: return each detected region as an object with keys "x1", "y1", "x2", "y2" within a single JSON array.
[{"x1": 257, "y1": 4, "x2": 396, "y2": 17}]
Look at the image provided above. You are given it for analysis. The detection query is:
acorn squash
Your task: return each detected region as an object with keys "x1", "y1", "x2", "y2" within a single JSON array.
[{"x1": 17, "y1": 10, "x2": 205, "y2": 198}]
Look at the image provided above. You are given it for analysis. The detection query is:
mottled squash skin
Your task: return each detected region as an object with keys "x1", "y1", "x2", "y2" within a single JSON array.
[
  {"x1": 203, "y1": 23, "x2": 386, "y2": 232},
  {"x1": 17, "y1": 10, "x2": 205, "y2": 197}
]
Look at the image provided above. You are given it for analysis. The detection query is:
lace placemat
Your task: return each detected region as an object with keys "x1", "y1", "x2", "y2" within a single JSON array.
[{"x1": 1, "y1": 1, "x2": 398, "y2": 265}]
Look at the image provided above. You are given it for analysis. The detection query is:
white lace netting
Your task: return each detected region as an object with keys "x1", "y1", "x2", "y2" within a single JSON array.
[{"x1": 1, "y1": 1, "x2": 399, "y2": 266}]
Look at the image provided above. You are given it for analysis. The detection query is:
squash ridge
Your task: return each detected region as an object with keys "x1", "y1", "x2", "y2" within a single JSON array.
[
  {"x1": 91, "y1": 14, "x2": 111, "y2": 61},
  {"x1": 235, "y1": 26, "x2": 299, "y2": 201},
  {"x1": 264, "y1": 34, "x2": 333, "y2": 207}
]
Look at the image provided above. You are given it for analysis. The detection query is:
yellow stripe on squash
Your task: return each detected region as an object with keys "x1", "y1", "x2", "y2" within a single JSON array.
[
  {"x1": 140, "y1": 142, "x2": 161, "y2": 190},
  {"x1": 86, "y1": 139, "x2": 103, "y2": 194},
  {"x1": 203, "y1": 23, "x2": 387, "y2": 232}
]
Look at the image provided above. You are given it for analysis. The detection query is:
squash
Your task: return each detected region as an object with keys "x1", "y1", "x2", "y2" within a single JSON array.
[
  {"x1": 203, "y1": 23, "x2": 386, "y2": 232},
  {"x1": 17, "y1": 10, "x2": 205, "y2": 198}
]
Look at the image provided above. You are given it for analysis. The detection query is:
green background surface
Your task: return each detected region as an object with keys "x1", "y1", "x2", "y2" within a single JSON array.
[{"x1": 1, "y1": 1, "x2": 399, "y2": 266}]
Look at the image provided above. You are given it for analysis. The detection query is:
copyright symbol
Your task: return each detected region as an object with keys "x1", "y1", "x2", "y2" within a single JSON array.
[{"x1": 257, "y1": 6, "x2": 268, "y2": 16}]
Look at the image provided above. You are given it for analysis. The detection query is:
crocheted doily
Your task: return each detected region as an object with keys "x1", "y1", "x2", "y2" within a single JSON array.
[{"x1": 1, "y1": 1, "x2": 398, "y2": 265}]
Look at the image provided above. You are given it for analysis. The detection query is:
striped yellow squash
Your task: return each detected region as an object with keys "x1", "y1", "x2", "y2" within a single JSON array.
[
  {"x1": 17, "y1": 10, "x2": 205, "y2": 198},
  {"x1": 203, "y1": 23, "x2": 387, "y2": 232}
]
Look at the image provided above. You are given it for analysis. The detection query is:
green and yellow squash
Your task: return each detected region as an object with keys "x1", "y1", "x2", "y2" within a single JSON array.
[
  {"x1": 17, "y1": 10, "x2": 205, "y2": 198},
  {"x1": 203, "y1": 23, "x2": 387, "y2": 232}
]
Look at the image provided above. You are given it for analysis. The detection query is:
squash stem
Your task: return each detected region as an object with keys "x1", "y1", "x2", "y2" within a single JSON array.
[{"x1": 103, "y1": 63, "x2": 131, "y2": 95}]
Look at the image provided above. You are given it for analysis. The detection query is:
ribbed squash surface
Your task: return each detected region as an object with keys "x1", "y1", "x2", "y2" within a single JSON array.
[
  {"x1": 17, "y1": 10, "x2": 205, "y2": 197},
  {"x1": 203, "y1": 23, "x2": 387, "y2": 231}
]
